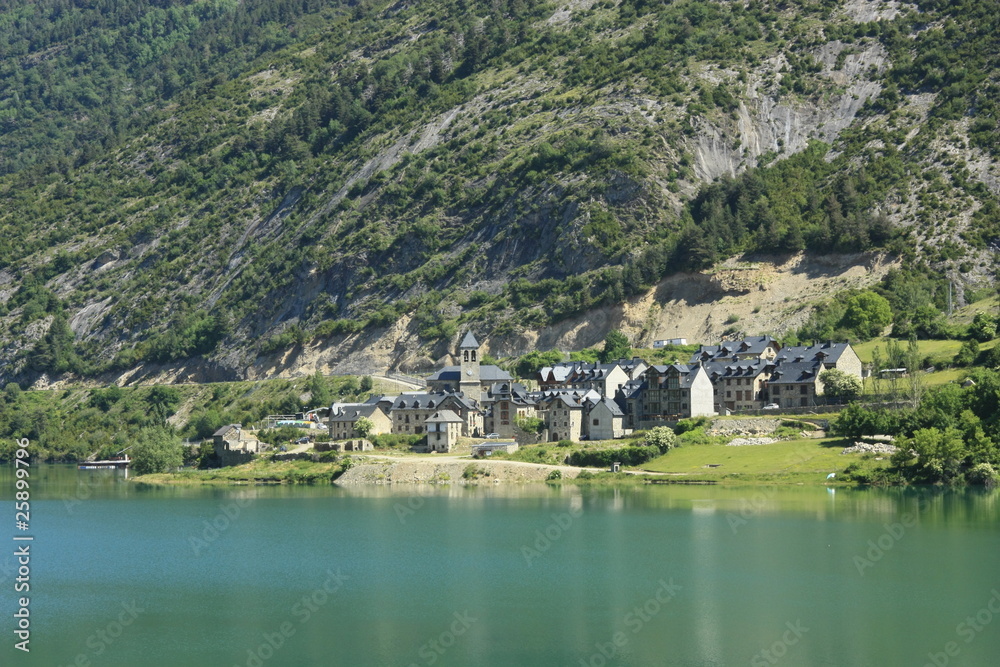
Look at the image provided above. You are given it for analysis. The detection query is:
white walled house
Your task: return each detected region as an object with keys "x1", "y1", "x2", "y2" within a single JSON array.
[{"x1": 424, "y1": 410, "x2": 465, "y2": 453}]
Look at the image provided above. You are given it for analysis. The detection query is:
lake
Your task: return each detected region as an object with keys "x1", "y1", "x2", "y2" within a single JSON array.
[{"x1": 2, "y1": 465, "x2": 999, "y2": 666}]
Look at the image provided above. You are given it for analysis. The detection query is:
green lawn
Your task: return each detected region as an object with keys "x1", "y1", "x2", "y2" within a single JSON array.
[
  {"x1": 639, "y1": 437, "x2": 883, "y2": 483},
  {"x1": 950, "y1": 296, "x2": 998, "y2": 324},
  {"x1": 852, "y1": 337, "x2": 964, "y2": 364},
  {"x1": 852, "y1": 336, "x2": 994, "y2": 388},
  {"x1": 921, "y1": 367, "x2": 967, "y2": 387}
]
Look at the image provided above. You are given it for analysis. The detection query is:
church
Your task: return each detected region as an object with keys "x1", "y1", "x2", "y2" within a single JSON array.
[{"x1": 425, "y1": 331, "x2": 513, "y2": 395}]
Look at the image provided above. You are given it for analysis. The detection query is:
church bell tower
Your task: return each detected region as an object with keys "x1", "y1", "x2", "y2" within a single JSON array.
[{"x1": 458, "y1": 331, "x2": 481, "y2": 395}]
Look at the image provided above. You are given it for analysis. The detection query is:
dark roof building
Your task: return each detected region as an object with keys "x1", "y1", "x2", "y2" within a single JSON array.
[
  {"x1": 426, "y1": 364, "x2": 513, "y2": 392},
  {"x1": 690, "y1": 335, "x2": 781, "y2": 363}
]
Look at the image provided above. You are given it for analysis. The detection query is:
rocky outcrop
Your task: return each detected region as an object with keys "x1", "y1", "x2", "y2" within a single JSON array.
[
  {"x1": 335, "y1": 458, "x2": 583, "y2": 485},
  {"x1": 841, "y1": 442, "x2": 899, "y2": 455}
]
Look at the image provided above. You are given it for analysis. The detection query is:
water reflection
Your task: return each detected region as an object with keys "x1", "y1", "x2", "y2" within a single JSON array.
[{"x1": 1, "y1": 465, "x2": 998, "y2": 667}]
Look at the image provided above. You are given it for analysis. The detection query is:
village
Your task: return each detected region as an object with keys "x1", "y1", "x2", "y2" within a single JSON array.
[{"x1": 211, "y1": 332, "x2": 863, "y2": 464}]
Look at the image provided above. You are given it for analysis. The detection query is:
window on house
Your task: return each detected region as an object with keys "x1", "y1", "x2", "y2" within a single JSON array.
[
  {"x1": 800, "y1": 386, "x2": 808, "y2": 395},
  {"x1": 593, "y1": 419, "x2": 599, "y2": 426}
]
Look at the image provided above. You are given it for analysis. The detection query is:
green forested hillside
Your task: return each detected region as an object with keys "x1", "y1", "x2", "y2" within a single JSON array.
[{"x1": 0, "y1": 0, "x2": 998, "y2": 383}]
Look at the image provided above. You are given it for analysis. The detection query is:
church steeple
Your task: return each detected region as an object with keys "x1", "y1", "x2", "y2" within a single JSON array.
[{"x1": 459, "y1": 331, "x2": 480, "y2": 394}]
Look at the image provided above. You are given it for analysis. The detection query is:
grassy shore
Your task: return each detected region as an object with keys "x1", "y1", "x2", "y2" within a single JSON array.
[
  {"x1": 135, "y1": 458, "x2": 353, "y2": 485},
  {"x1": 134, "y1": 435, "x2": 888, "y2": 487},
  {"x1": 637, "y1": 436, "x2": 886, "y2": 484}
]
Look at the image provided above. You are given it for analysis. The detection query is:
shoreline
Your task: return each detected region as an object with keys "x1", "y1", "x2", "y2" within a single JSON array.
[{"x1": 132, "y1": 454, "x2": 850, "y2": 487}]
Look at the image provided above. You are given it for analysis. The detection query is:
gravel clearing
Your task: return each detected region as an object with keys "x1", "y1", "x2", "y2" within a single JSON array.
[
  {"x1": 841, "y1": 442, "x2": 899, "y2": 455},
  {"x1": 727, "y1": 437, "x2": 779, "y2": 447},
  {"x1": 710, "y1": 419, "x2": 782, "y2": 436}
]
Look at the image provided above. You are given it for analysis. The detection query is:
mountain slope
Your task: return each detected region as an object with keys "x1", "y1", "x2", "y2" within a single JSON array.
[{"x1": 0, "y1": 0, "x2": 997, "y2": 384}]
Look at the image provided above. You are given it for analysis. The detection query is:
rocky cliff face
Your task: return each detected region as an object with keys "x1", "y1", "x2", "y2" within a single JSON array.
[
  {"x1": 693, "y1": 39, "x2": 888, "y2": 182},
  {"x1": 1, "y1": 0, "x2": 997, "y2": 386}
]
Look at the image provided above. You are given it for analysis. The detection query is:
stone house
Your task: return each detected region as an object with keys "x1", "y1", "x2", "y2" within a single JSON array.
[
  {"x1": 703, "y1": 359, "x2": 774, "y2": 412},
  {"x1": 424, "y1": 410, "x2": 465, "y2": 453},
  {"x1": 537, "y1": 359, "x2": 646, "y2": 398},
  {"x1": 690, "y1": 339, "x2": 861, "y2": 411},
  {"x1": 765, "y1": 342, "x2": 863, "y2": 408},
  {"x1": 615, "y1": 379, "x2": 645, "y2": 430},
  {"x1": 389, "y1": 392, "x2": 482, "y2": 437},
  {"x1": 212, "y1": 424, "x2": 263, "y2": 465},
  {"x1": 537, "y1": 391, "x2": 588, "y2": 442},
  {"x1": 766, "y1": 362, "x2": 823, "y2": 408},
  {"x1": 639, "y1": 364, "x2": 716, "y2": 423},
  {"x1": 773, "y1": 342, "x2": 863, "y2": 378},
  {"x1": 482, "y1": 382, "x2": 537, "y2": 437},
  {"x1": 586, "y1": 396, "x2": 627, "y2": 441},
  {"x1": 328, "y1": 404, "x2": 391, "y2": 441}
]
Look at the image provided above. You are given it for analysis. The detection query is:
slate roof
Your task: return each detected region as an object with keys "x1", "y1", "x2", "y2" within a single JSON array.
[
  {"x1": 534, "y1": 388, "x2": 600, "y2": 408},
  {"x1": 426, "y1": 365, "x2": 512, "y2": 383},
  {"x1": 644, "y1": 363, "x2": 707, "y2": 389},
  {"x1": 689, "y1": 336, "x2": 779, "y2": 362},
  {"x1": 617, "y1": 378, "x2": 645, "y2": 399},
  {"x1": 768, "y1": 362, "x2": 821, "y2": 385},
  {"x1": 390, "y1": 392, "x2": 478, "y2": 412},
  {"x1": 391, "y1": 393, "x2": 445, "y2": 411},
  {"x1": 539, "y1": 359, "x2": 642, "y2": 385},
  {"x1": 587, "y1": 396, "x2": 624, "y2": 416},
  {"x1": 213, "y1": 424, "x2": 241, "y2": 437},
  {"x1": 329, "y1": 404, "x2": 382, "y2": 423},
  {"x1": 459, "y1": 331, "x2": 480, "y2": 349},
  {"x1": 774, "y1": 342, "x2": 852, "y2": 365},
  {"x1": 425, "y1": 409, "x2": 464, "y2": 424},
  {"x1": 485, "y1": 382, "x2": 535, "y2": 405},
  {"x1": 702, "y1": 358, "x2": 772, "y2": 380},
  {"x1": 538, "y1": 362, "x2": 581, "y2": 384}
]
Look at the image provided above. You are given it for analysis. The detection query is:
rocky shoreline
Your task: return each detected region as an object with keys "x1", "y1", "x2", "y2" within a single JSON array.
[{"x1": 335, "y1": 458, "x2": 587, "y2": 485}]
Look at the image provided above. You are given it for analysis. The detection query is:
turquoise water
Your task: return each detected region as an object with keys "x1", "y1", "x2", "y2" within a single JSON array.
[{"x1": 2, "y1": 465, "x2": 999, "y2": 666}]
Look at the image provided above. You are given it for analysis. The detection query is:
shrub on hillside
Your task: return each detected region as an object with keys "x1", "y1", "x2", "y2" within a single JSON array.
[
  {"x1": 568, "y1": 445, "x2": 658, "y2": 468},
  {"x1": 643, "y1": 426, "x2": 677, "y2": 453}
]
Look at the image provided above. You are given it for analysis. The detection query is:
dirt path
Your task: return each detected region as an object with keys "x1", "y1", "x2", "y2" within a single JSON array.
[{"x1": 336, "y1": 452, "x2": 663, "y2": 484}]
